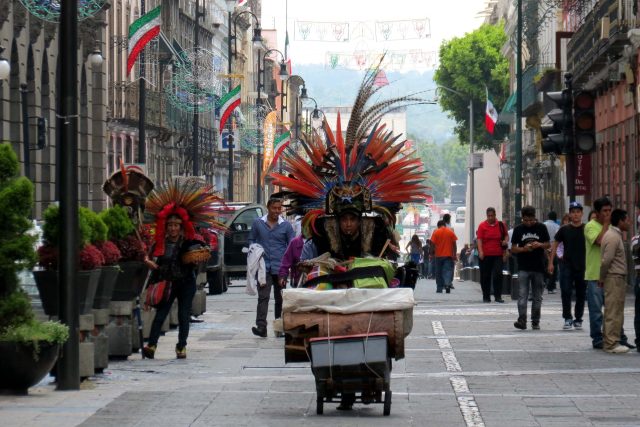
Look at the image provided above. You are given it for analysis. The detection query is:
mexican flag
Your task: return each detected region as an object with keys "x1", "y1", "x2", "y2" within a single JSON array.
[
  {"x1": 127, "y1": 6, "x2": 162, "y2": 76},
  {"x1": 272, "y1": 130, "x2": 291, "y2": 164},
  {"x1": 485, "y1": 88, "x2": 499, "y2": 135},
  {"x1": 218, "y1": 85, "x2": 241, "y2": 133}
]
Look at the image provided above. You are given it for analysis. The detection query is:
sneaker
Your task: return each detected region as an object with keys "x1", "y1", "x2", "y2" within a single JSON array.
[
  {"x1": 531, "y1": 322, "x2": 540, "y2": 330},
  {"x1": 251, "y1": 326, "x2": 267, "y2": 338},
  {"x1": 514, "y1": 319, "x2": 527, "y2": 330},
  {"x1": 573, "y1": 321, "x2": 582, "y2": 330},
  {"x1": 563, "y1": 319, "x2": 573, "y2": 330},
  {"x1": 142, "y1": 345, "x2": 156, "y2": 359},
  {"x1": 175, "y1": 345, "x2": 187, "y2": 359},
  {"x1": 495, "y1": 299, "x2": 505, "y2": 303},
  {"x1": 548, "y1": 289, "x2": 557, "y2": 294},
  {"x1": 592, "y1": 342, "x2": 604, "y2": 349},
  {"x1": 620, "y1": 341, "x2": 637, "y2": 350},
  {"x1": 605, "y1": 345, "x2": 630, "y2": 354}
]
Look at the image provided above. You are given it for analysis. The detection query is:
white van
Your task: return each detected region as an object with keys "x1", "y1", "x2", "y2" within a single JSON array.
[{"x1": 455, "y1": 207, "x2": 466, "y2": 224}]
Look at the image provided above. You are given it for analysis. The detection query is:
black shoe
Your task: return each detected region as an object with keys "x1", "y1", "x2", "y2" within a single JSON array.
[
  {"x1": 483, "y1": 299, "x2": 491, "y2": 303},
  {"x1": 449, "y1": 285, "x2": 455, "y2": 289},
  {"x1": 621, "y1": 341, "x2": 637, "y2": 349},
  {"x1": 514, "y1": 318, "x2": 527, "y2": 330},
  {"x1": 495, "y1": 299, "x2": 505, "y2": 303},
  {"x1": 445, "y1": 286, "x2": 451, "y2": 294},
  {"x1": 592, "y1": 342, "x2": 604, "y2": 349},
  {"x1": 531, "y1": 322, "x2": 540, "y2": 330},
  {"x1": 436, "y1": 290, "x2": 443, "y2": 293},
  {"x1": 251, "y1": 326, "x2": 267, "y2": 338}
]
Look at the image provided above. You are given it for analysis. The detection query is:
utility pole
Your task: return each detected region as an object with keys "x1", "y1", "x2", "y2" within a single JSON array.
[
  {"x1": 514, "y1": 0, "x2": 523, "y2": 224},
  {"x1": 138, "y1": 0, "x2": 146, "y2": 164},
  {"x1": 468, "y1": 99, "x2": 475, "y2": 245}
]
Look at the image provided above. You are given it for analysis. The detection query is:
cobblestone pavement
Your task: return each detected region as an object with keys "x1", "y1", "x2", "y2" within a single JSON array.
[{"x1": 2, "y1": 278, "x2": 640, "y2": 427}]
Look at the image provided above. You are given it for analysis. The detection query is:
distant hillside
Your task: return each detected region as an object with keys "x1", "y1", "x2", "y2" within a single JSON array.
[{"x1": 293, "y1": 64, "x2": 457, "y2": 144}]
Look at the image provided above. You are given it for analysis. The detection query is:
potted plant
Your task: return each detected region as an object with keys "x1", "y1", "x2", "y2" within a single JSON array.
[
  {"x1": 0, "y1": 144, "x2": 69, "y2": 394},
  {"x1": 533, "y1": 67, "x2": 560, "y2": 91},
  {"x1": 100, "y1": 206, "x2": 148, "y2": 301},
  {"x1": 85, "y1": 209, "x2": 122, "y2": 309},
  {"x1": 34, "y1": 205, "x2": 104, "y2": 316}
]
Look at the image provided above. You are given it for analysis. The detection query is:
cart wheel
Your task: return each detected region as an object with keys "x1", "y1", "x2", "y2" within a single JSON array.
[
  {"x1": 316, "y1": 394, "x2": 324, "y2": 415},
  {"x1": 383, "y1": 390, "x2": 392, "y2": 416}
]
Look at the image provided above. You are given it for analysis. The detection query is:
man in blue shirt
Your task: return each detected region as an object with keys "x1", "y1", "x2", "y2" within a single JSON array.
[{"x1": 248, "y1": 197, "x2": 294, "y2": 337}]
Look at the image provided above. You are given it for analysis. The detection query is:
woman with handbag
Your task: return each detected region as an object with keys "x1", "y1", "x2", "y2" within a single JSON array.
[{"x1": 141, "y1": 181, "x2": 226, "y2": 360}]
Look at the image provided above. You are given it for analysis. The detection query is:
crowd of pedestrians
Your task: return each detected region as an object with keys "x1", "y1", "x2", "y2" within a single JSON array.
[{"x1": 241, "y1": 195, "x2": 640, "y2": 356}]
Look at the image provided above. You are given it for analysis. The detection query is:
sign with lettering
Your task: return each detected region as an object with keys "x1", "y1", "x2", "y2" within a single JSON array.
[{"x1": 574, "y1": 153, "x2": 591, "y2": 196}]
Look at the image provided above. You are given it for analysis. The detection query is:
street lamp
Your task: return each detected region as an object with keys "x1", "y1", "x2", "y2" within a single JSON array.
[
  {"x1": 301, "y1": 96, "x2": 318, "y2": 134},
  {"x1": 435, "y1": 85, "x2": 475, "y2": 245},
  {"x1": 227, "y1": 4, "x2": 262, "y2": 201},
  {"x1": 87, "y1": 42, "x2": 103, "y2": 68},
  {"x1": 255, "y1": 48, "x2": 289, "y2": 204},
  {"x1": 0, "y1": 46, "x2": 10, "y2": 80}
]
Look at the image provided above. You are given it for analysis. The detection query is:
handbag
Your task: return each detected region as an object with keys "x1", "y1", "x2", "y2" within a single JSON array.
[{"x1": 145, "y1": 280, "x2": 171, "y2": 308}]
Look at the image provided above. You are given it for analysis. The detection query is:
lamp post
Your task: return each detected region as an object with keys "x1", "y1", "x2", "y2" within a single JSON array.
[
  {"x1": 499, "y1": 160, "x2": 511, "y2": 224},
  {"x1": 139, "y1": 0, "x2": 147, "y2": 164},
  {"x1": 301, "y1": 96, "x2": 318, "y2": 134},
  {"x1": 515, "y1": 0, "x2": 523, "y2": 224},
  {"x1": 256, "y1": 48, "x2": 289, "y2": 203},
  {"x1": 226, "y1": 3, "x2": 263, "y2": 200},
  {"x1": 435, "y1": 85, "x2": 475, "y2": 245},
  {"x1": 0, "y1": 45, "x2": 9, "y2": 80},
  {"x1": 20, "y1": 83, "x2": 30, "y2": 182},
  {"x1": 192, "y1": 0, "x2": 205, "y2": 177}
]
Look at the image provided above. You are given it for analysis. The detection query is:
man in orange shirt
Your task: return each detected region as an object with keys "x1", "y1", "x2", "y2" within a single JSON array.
[{"x1": 430, "y1": 220, "x2": 458, "y2": 293}]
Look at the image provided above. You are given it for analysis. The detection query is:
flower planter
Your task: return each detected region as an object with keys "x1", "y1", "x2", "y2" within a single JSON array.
[
  {"x1": 111, "y1": 261, "x2": 148, "y2": 301},
  {"x1": 34, "y1": 269, "x2": 101, "y2": 316},
  {"x1": 93, "y1": 266, "x2": 120, "y2": 309},
  {"x1": 0, "y1": 341, "x2": 60, "y2": 395}
]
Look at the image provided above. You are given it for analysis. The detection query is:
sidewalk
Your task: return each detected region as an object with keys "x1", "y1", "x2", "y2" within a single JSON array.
[{"x1": 2, "y1": 278, "x2": 640, "y2": 426}]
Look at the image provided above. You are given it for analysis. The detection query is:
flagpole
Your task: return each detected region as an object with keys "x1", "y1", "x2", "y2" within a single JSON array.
[
  {"x1": 469, "y1": 99, "x2": 475, "y2": 246},
  {"x1": 138, "y1": 0, "x2": 146, "y2": 164}
]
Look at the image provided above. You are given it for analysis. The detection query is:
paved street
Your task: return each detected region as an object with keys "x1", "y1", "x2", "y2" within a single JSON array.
[{"x1": 3, "y1": 278, "x2": 640, "y2": 427}]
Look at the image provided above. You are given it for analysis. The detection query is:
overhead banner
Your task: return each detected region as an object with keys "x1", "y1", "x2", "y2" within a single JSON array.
[{"x1": 262, "y1": 111, "x2": 277, "y2": 181}]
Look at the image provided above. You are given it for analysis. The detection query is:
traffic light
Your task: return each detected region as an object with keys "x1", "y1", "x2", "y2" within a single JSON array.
[
  {"x1": 573, "y1": 90, "x2": 596, "y2": 153},
  {"x1": 541, "y1": 74, "x2": 573, "y2": 155},
  {"x1": 36, "y1": 117, "x2": 47, "y2": 149}
]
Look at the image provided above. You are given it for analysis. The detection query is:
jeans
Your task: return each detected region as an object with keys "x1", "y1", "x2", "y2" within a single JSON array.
[
  {"x1": 148, "y1": 276, "x2": 197, "y2": 349},
  {"x1": 435, "y1": 257, "x2": 454, "y2": 292},
  {"x1": 480, "y1": 255, "x2": 503, "y2": 301},
  {"x1": 635, "y1": 275, "x2": 640, "y2": 347},
  {"x1": 256, "y1": 273, "x2": 283, "y2": 329},
  {"x1": 559, "y1": 263, "x2": 586, "y2": 322},
  {"x1": 517, "y1": 271, "x2": 544, "y2": 323},
  {"x1": 586, "y1": 280, "x2": 604, "y2": 345}
]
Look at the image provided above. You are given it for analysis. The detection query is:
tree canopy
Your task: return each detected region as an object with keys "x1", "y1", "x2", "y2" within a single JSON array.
[
  {"x1": 434, "y1": 22, "x2": 509, "y2": 151},
  {"x1": 413, "y1": 135, "x2": 468, "y2": 203}
]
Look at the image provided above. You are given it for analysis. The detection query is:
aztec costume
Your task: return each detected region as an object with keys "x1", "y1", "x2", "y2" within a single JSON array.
[
  {"x1": 102, "y1": 162, "x2": 155, "y2": 224},
  {"x1": 142, "y1": 178, "x2": 226, "y2": 359},
  {"x1": 270, "y1": 63, "x2": 430, "y2": 262}
]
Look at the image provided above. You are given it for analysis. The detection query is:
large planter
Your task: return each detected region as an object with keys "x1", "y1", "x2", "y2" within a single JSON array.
[
  {"x1": 34, "y1": 269, "x2": 101, "y2": 316},
  {"x1": 111, "y1": 261, "x2": 148, "y2": 301},
  {"x1": 0, "y1": 341, "x2": 60, "y2": 395},
  {"x1": 93, "y1": 266, "x2": 120, "y2": 309}
]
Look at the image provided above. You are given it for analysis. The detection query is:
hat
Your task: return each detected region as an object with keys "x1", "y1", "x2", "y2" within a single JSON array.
[{"x1": 569, "y1": 201, "x2": 583, "y2": 210}]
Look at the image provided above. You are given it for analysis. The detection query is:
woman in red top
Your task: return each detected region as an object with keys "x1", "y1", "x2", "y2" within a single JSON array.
[{"x1": 476, "y1": 207, "x2": 508, "y2": 303}]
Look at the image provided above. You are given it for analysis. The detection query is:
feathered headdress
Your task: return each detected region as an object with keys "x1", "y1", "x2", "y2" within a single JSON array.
[
  {"x1": 145, "y1": 178, "x2": 227, "y2": 257},
  {"x1": 103, "y1": 161, "x2": 155, "y2": 223},
  {"x1": 270, "y1": 58, "x2": 430, "y2": 216}
]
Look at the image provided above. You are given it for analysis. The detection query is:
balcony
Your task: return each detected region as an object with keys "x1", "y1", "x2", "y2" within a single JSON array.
[{"x1": 567, "y1": 0, "x2": 636, "y2": 85}]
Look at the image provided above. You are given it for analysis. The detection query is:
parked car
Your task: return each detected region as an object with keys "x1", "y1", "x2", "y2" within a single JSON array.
[{"x1": 206, "y1": 202, "x2": 267, "y2": 294}]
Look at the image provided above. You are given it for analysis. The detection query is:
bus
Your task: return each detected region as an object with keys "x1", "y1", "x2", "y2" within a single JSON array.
[{"x1": 450, "y1": 183, "x2": 466, "y2": 205}]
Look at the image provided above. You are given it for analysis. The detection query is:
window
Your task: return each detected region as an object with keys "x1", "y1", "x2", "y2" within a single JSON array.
[{"x1": 233, "y1": 208, "x2": 262, "y2": 231}]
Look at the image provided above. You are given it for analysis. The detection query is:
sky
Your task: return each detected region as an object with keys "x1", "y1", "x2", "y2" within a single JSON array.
[{"x1": 261, "y1": 0, "x2": 492, "y2": 71}]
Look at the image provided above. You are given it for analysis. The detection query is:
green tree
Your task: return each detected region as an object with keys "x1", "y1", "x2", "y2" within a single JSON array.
[{"x1": 434, "y1": 22, "x2": 509, "y2": 151}]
